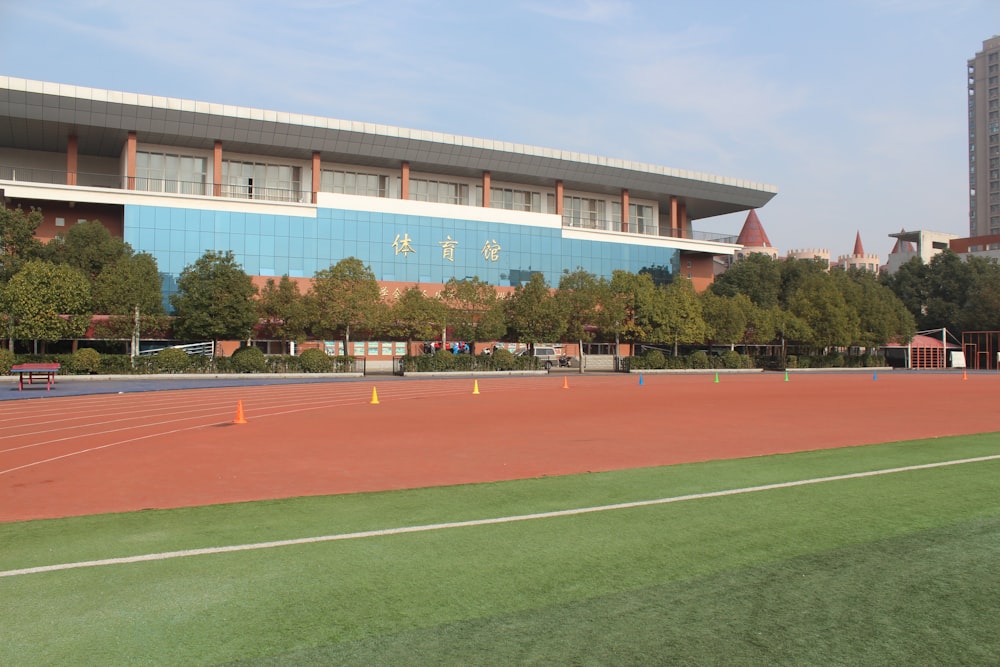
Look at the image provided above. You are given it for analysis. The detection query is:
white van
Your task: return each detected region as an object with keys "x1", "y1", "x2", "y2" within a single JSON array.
[{"x1": 517, "y1": 346, "x2": 566, "y2": 370}]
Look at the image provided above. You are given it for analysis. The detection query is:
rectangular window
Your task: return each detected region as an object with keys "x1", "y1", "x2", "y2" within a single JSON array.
[
  {"x1": 321, "y1": 169, "x2": 388, "y2": 197},
  {"x1": 629, "y1": 203, "x2": 655, "y2": 235},
  {"x1": 408, "y1": 178, "x2": 469, "y2": 205},
  {"x1": 222, "y1": 160, "x2": 302, "y2": 202},
  {"x1": 489, "y1": 186, "x2": 542, "y2": 212},
  {"x1": 55, "y1": 217, "x2": 65, "y2": 227},
  {"x1": 562, "y1": 196, "x2": 608, "y2": 230},
  {"x1": 135, "y1": 151, "x2": 207, "y2": 195}
]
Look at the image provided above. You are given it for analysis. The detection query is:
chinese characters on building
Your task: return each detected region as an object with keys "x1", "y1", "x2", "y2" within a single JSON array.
[{"x1": 392, "y1": 233, "x2": 502, "y2": 263}]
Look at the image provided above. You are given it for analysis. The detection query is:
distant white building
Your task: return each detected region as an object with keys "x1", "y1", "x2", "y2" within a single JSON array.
[{"x1": 884, "y1": 230, "x2": 959, "y2": 273}]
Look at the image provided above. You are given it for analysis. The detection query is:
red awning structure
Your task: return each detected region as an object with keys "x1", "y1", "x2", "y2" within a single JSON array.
[{"x1": 883, "y1": 329, "x2": 960, "y2": 369}]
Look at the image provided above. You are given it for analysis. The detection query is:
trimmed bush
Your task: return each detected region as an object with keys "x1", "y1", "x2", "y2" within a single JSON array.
[
  {"x1": 0, "y1": 349, "x2": 14, "y2": 374},
  {"x1": 71, "y1": 347, "x2": 101, "y2": 374},
  {"x1": 298, "y1": 348, "x2": 333, "y2": 373},
  {"x1": 688, "y1": 350, "x2": 711, "y2": 369},
  {"x1": 644, "y1": 349, "x2": 666, "y2": 369},
  {"x1": 154, "y1": 347, "x2": 191, "y2": 373},
  {"x1": 230, "y1": 346, "x2": 266, "y2": 373},
  {"x1": 490, "y1": 347, "x2": 516, "y2": 371},
  {"x1": 718, "y1": 350, "x2": 742, "y2": 369}
]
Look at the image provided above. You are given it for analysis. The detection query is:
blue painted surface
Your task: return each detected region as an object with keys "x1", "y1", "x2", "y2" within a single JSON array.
[{"x1": 124, "y1": 204, "x2": 678, "y2": 306}]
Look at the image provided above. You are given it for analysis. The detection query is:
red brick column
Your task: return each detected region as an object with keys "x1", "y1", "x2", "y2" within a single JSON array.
[
  {"x1": 126, "y1": 132, "x2": 137, "y2": 190},
  {"x1": 311, "y1": 151, "x2": 321, "y2": 204},
  {"x1": 213, "y1": 141, "x2": 223, "y2": 197},
  {"x1": 66, "y1": 135, "x2": 78, "y2": 185}
]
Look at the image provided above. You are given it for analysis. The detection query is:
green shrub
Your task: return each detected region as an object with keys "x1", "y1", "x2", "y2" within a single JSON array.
[
  {"x1": 71, "y1": 347, "x2": 101, "y2": 374},
  {"x1": 154, "y1": 347, "x2": 191, "y2": 373},
  {"x1": 718, "y1": 349, "x2": 742, "y2": 369},
  {"x1": 644, "y1": 349, "x2": 666, "y2": 369},
  {"x1": 298, "y1": 348, "x2": 333, "y2": 373},
  {"x1": 0, "y1": 348, "x2": 14, "y2": 374},
  {"x1": 489, "y1": 348, "x2": 516, "y2": 371},
  {"x1": 230, "y1": 346, "x2": 266, "y2": 373},
  {"x1": 688, "y1": 350, "x2": 711, "y2": 369},
  {"x1": 100, "y1": 354, "x2": 142, "y2": 374}
]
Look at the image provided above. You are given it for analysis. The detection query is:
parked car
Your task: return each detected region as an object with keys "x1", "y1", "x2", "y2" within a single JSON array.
[{"x1": 517, "y1": 346, "x2": 570, "y2": 370}]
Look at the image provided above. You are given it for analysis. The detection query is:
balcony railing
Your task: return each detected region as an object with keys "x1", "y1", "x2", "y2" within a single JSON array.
[
  {"x1": 2, "y1": 163, "x2": 737, "y2": 244},
  {"x1": 0, "y1": 165, "x2": 310, "y2": 203},
  {"x1": 562, "y1": 215, "x2": 736, "y2": 244}
]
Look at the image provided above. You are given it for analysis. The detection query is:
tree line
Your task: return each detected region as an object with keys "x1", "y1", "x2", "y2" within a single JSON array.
[{"x1": 6, "y1": 207, "x2": 993, "y2": 357}]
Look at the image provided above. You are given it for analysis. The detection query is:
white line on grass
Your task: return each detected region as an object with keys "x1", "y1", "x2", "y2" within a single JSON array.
[{"x1": 3, "y1": 453, "x2": 1000, "y2": 578}]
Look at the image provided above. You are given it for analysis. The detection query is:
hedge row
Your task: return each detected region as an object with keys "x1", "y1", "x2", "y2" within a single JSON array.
[
  {"x1": 401, "y1": 348, "x2": 540, "y2": 373},
  {"x1": 0, "y1": 349, "x2": 358, "y2": 375},
  {"x1": 628, "y1": 349, "x2": 883, "y2": 370}
]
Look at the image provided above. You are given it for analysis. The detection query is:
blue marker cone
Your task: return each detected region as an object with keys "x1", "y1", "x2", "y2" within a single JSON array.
[
  {"x1": 872, "y1": 370, "x2": 878, "y2": 381},
  {"x1": 639, "y1": 374, "x2": 644, "y2": 386}
]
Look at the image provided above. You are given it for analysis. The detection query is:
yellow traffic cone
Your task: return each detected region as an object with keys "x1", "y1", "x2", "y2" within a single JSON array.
[
  {"x1": 473, "y1": 380, "x2": 480, "y2": 395},
  {"x1": 233, "y1": 400, "x2": 248, "y2": 424},
  {"x1": 370, "y1": 386, "x2": 380, "y2": 405}
]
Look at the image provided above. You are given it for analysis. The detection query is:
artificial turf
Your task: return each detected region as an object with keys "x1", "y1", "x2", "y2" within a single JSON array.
[{"x1": 2, "y1": 433, "x2": 999, "y2": 665}]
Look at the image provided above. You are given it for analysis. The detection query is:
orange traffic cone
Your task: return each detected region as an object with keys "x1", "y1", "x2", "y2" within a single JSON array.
[
  {"x1": 963, "y1": 368, "x2": 968, "y2": 380},
  {"x1": 473, "y1": 380, "x2": 480, "y2": 395},
  {"x1": 233, "y1": 400, "x2": 248, "y2": 424},
  {"x1": 562, "y1": 376, "x2": 569, "y2": 389},
  {"x1": 370, "y1": 386, "x2": 380, "y2": 404}
]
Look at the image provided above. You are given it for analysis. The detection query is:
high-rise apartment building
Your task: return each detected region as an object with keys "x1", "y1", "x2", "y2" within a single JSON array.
[{"x1": 968, "y1": 36, "x2": 1000, "y2": 236}]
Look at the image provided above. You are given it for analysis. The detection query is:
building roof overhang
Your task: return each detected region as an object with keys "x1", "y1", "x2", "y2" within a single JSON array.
[{"x1": 0, "y1": 77, "x2": 777, "y2": 220}]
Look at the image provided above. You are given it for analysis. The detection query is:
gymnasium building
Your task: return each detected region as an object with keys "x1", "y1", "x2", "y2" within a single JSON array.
[{"x1": 0, "y1": 76, "x2": 777, "y2": 356}]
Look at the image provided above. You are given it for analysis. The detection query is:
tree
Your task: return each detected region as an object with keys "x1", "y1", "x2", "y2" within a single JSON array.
[
  {"x1": 555, "y1": 269, "x2": 604, "y2": 342},
  {"x1": 787, "y1": 272, "x2": 858, "y2": 351},
  {"x1": 778, "y1": 257, "x2": 829, "y2": 308},
  {"x1": 43, "y1": 220, "x2": 131, "y2": 280},
  {"x1": 833, "y1": 269, "x2": 915, "y2": 348},
  {"x1": 386, "y1": 287, "x2": 449, "y2": 348},
  {"x1": 441, "y1": 277, "x2": 505, "y2": 343},
  {"x1": 880, "y1": 256, "x2": 927, "y2": 326},
  {"x1": 0, "y1": 207, "x2": 43, "y2": 283},
  {"x1": 256, "y1": 275, "x2": 308, "y2": 351},
  {"x1": 1, "y1": 260, "x2": 91, "y2": 350},
  {"x1": 92, "y1": 252, "x2": 164, "y2": 315},
  {"x1": 606, "y1": 270, "x2": 659, "y2": 343},
  {"x1": 920, "y1": 250, "x2": 974, "y2": 333},
  {"x1": 701, "y1": 291, "x2": 749, "y2": 348},
  {"x1": 504, "y1": 272, "x2": 567, "y2": 346},
  {"x1": 710, "y1": 253, "x2": 782, "y2": 308},
  {"x1": 170, "y1": 251, "x2": 259, "y2": 344},
  {"x1": 961, "y1": 259, "x2": 1000, "y2": 331},
  {"x1": 306, "y1": 257, "x2": 384, "y2": 349},
  {"x1": 655, "y1": 277, "x2": 707, "y2": 355}
]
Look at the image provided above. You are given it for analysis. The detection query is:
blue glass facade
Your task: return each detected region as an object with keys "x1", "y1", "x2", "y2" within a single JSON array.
[{"x1": 124, "y1": 204, "x2": 677, "y2": 303}]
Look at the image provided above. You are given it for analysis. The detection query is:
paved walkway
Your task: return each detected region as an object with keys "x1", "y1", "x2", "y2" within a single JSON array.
[{"x1": 0, "y1": 373, "x2": 375, "y2": 401}]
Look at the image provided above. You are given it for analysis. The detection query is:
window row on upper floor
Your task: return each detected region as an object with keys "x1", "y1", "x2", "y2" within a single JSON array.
[{"x1": 129, "y1": 146, "x2": 667, "y2": 233}]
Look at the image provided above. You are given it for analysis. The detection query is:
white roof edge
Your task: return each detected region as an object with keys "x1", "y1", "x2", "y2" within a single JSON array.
[{"x1": 0, "y1": 75, "x2": 779, "y2": 194}]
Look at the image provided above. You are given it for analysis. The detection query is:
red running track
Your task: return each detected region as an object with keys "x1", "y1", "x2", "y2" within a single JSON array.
[{"x1": 2, "y1": 373, "x2": 998, "y2": 523}]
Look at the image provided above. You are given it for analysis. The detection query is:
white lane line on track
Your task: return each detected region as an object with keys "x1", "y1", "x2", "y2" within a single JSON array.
[
  {"x1": 0, "y1": 385, "x2": 472, "y2": 456},
  {"x1": 4, "y1": 453, "x2": 999, "y2": 579},
  {"x1": 0, "y1": 380, "x2": 527, "y2": 467}
]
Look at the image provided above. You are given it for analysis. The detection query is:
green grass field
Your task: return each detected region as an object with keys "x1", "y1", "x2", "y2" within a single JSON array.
[{"x1": 3, "y1": 434, "x2": 1000, "y2": 666}]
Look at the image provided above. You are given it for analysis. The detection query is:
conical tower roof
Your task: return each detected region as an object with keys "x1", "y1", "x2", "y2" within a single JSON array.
[
  {"x1": 736, "y1": 210, "x2": 772, "y2": 248},
  {"x1": 889, "y1": 228, "x2": 915, "y2": 254},
  {"x1": 853, "y1": 231, "x2": 865, "y2": 256}
]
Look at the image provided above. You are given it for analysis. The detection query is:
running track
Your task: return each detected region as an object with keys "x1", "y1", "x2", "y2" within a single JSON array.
[{"x1": 2, "y1": 372, "x2": 998, "y2": 523}]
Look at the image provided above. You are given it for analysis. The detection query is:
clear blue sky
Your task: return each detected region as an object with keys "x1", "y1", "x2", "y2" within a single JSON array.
[{"x1": 2, "y1": 0, "x2": 997, "y2": 261}]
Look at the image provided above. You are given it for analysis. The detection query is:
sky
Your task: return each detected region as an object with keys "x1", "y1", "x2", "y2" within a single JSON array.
[{"x1": 1, "y1": 0, "x2": 998, "y2": 262}]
